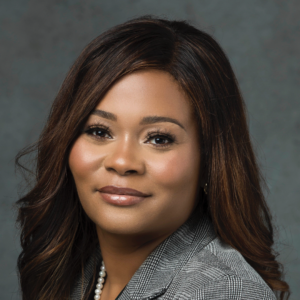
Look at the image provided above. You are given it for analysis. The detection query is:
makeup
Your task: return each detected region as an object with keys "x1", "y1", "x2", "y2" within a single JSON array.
[{"x1": 99, "y1": 185, "x2": 151, "y2": 206}]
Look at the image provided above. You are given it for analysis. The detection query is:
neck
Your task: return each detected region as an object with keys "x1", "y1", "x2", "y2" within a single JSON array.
[{"x1": 96, "y1": 228, "x2": 170, "y2": 298}]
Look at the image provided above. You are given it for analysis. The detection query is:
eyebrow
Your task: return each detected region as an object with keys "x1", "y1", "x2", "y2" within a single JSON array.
[{"x1": 91, "y1": 109, "x2": 186, "y2": 131}]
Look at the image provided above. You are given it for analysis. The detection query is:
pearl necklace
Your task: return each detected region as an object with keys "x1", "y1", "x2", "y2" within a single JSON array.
[{"x1": 94, "y1": 261, "x2": 106, "y2": 300}]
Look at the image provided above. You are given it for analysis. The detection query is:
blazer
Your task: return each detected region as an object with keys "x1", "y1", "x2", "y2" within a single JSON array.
[{"x1": 70, "y1": 208, "x2": 276, "y2": 300}]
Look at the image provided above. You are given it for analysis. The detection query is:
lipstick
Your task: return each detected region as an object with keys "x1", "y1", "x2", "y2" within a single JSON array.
[{"x1": 98, "y1": 185, "x2": 150, "y2": 206}]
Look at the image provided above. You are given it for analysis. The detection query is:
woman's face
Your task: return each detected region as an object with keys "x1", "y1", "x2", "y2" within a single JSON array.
[{"x1": 69, "y1": 70, "x2": 202, "y2": 238}]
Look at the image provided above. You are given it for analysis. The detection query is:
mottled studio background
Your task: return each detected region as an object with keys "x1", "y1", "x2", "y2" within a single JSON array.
[{"x1": 0, "y1": 0, "x2": 299, "y2": 299}]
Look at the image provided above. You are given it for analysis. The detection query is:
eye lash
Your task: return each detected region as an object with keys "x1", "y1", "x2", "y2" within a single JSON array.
[
  {"x1": 145, "y1": 128, "x2": 177, "y2": 148},
  {"x1": 83, "y1": 122, "x2": 176, "y2": 148},
  {"x1": 83, "y1": 122, "x2": 111, "y2": 139},
  {"x1": 84, "y1": 124, "x2": 110, "y2": 132}
]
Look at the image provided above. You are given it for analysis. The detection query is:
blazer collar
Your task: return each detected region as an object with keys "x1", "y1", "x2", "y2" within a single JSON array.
[{"x1": 118, "y1": 208, "x2": 217, "y2": 300}]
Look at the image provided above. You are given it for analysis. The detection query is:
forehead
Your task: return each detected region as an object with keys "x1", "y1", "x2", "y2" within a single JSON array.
[{"x1": 95, "y1": 70, "x2": 195, "y2": 127}]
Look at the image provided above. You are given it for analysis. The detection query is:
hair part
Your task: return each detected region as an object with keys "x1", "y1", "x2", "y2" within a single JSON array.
[{"x1": 16, "y1": 15, "x2": 290, "y2": 300}]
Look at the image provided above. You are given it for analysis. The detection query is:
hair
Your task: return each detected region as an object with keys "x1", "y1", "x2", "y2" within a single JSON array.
[{"x1": 15, "y1": 15, "x2": 290, "y2": 300}]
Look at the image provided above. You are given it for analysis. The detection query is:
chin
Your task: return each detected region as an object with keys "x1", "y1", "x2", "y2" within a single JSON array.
[
  {"x1": 97, "y1": 220, "x2": 156, "y2": 238},
  {"x1": 92, "y1": 210, "x2": 156, "y2": 236}
]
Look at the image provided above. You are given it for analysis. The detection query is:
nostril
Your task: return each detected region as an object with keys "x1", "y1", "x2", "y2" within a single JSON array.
[{"x1": 124, "y1": 170, "x2": 137, "y2": 175}]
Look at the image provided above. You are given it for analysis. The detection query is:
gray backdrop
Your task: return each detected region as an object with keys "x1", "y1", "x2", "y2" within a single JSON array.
[{"x1": 0, "y1": 0, "x2": 299, "y2": 299}]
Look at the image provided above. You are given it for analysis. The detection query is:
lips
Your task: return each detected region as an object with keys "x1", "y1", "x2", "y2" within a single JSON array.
[
  {"x1": 98, "y1": 185, "x2": 151, "y2": 206},
  {"x1": 98, "y1": 185, "x2": 150, "y2": 197}
]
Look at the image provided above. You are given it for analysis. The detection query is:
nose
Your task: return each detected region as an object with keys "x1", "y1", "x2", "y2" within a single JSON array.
[{"x1": 103, "y1": 137, "x2": 145, "y2": 176}]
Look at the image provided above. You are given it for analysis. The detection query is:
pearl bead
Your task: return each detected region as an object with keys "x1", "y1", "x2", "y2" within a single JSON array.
[
  {"x1": 96, "y1": 283, "x2": 103, "y2": 289},
  {"x1": 94, "y1": 261, "x2": 106, "y2": 299}
]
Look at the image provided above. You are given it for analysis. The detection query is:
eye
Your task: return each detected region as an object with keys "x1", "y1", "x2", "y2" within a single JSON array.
[
  {"x1": 84, "y1": 125, "x2": 112, "y2": 140},
  {"x1": 83, "y1": 124, "x2": 176, "y2": 148},
  {"x1": 145, "y1": 130, "x2": 176, "y2": 148}
]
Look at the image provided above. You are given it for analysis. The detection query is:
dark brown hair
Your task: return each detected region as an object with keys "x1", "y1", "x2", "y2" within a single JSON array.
[{"x1": 16, "y1": 15, "x2": 290, "y2": 300}]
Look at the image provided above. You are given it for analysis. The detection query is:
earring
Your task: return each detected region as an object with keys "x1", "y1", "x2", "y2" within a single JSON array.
[{"x1": 203, "y1": 183, "x2": 208, "y2": 195}]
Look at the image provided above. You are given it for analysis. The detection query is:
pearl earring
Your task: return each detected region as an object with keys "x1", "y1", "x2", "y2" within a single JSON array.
[{"x1": 203, "y1": 183, "x2": 208, "y2": 195}]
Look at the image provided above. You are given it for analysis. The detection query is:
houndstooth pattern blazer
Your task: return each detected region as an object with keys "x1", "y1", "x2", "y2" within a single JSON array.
[{"x1": 71, "y1": 208, "x2": 277, "y2": 300}]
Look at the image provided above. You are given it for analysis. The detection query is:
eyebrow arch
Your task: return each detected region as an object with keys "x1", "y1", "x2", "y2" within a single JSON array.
[{"x1": 91, "y1": 109, "x2": 186, "y2": 131}]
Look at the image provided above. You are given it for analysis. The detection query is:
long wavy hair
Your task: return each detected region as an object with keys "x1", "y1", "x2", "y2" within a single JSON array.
[{"x1": 15, "y1": 15, "x2": 290, "y2": 300}]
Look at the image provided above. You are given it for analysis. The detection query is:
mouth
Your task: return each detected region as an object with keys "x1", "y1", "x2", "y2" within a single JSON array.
[{"x1": 98, "y1": 185, "x2": 151, "y2": 206}]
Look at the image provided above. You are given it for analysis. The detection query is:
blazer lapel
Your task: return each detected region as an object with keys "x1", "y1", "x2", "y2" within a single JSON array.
[
  {"x1": 71, "y1": 207, "x2": 216, "y2": 300},
  {"x1": 117, "y1": 209, "x2": 216, "y2": 300}
]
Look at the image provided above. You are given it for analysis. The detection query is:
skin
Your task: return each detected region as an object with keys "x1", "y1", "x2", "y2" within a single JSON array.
[{"x1": 68, "y1": 70, "x2": 203, "y2": 300}]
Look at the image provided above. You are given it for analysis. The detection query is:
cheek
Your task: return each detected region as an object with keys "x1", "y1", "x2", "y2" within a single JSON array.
[
  {"x1": 68, "y1": 138, "x2": 103, "y2": 183},
  {"x1": 149, "y1": 146, "x2": 200, "y2": 191}
]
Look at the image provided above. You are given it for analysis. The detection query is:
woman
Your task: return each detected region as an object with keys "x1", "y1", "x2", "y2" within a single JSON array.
[{"x1": 16, "y1": 16, "x2": 290, "y2": 300}]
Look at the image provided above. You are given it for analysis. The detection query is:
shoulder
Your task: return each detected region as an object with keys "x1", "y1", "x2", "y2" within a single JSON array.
[{"x1": 166, "y1": 237, "x2": 276, "y2": 300}]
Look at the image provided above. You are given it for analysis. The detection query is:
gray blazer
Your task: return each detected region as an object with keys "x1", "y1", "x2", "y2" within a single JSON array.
[{"x1": 71, "y1": 209, "x2": 276, "y2": 300}]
